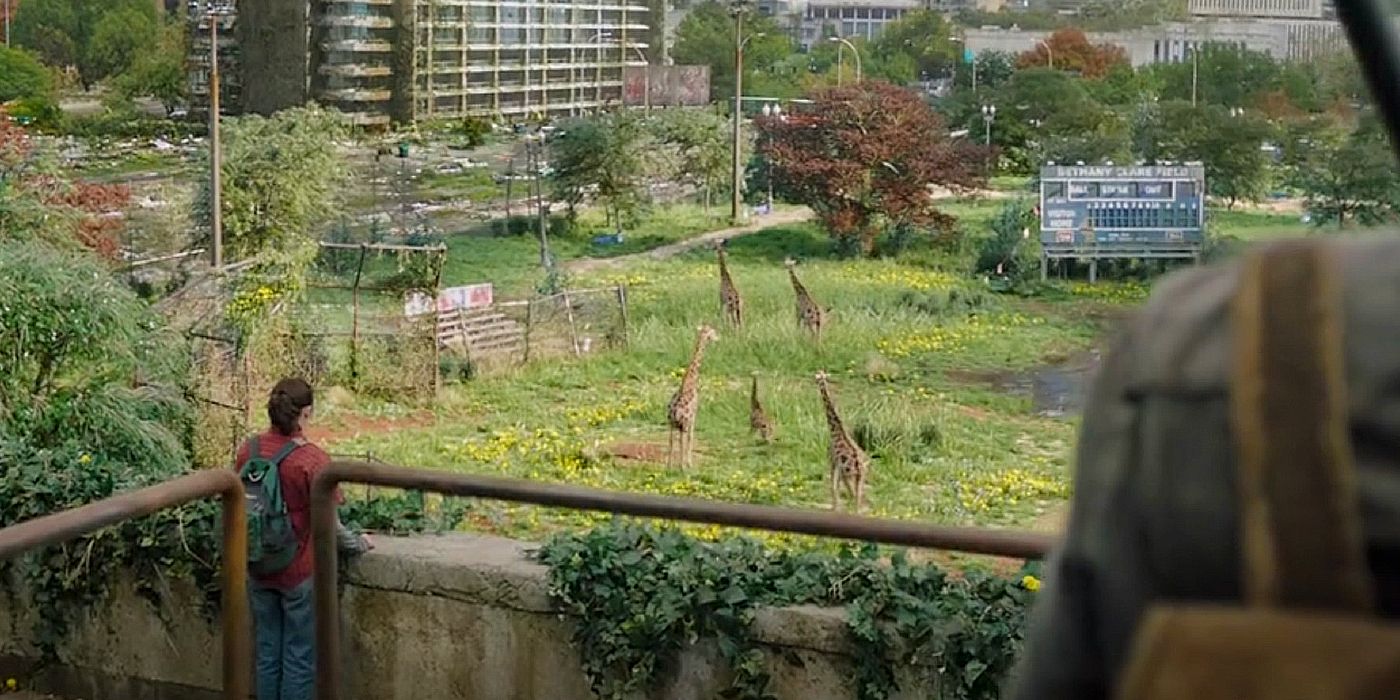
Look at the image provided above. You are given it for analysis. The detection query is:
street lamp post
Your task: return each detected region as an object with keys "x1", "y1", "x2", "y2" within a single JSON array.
[
  {"x1": 827, "y1": 36, "x2": 862, "y2": 84},
  {"x1": 729, "y1": 1, "x2": 755, "y2": 224},
  {"x1": 761, "y1": 103, "x2": 784, "y2": 212},
  {"x1": 981, "y1": 104, "x2": 996, "y2": 172}
]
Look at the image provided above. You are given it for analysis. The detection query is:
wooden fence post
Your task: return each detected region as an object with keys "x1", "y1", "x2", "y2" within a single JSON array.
[
  {"x1": 523, "y1": 299, "x2": 534, "y2": 364},
  {"x1": 616, "y1": 284, "x2": 630, "y2": 349},
  {"x1": 350, "y1": 244, "x2": 368, "y2": 381},
  {"x1": 562, "y1": 290, "x2": 581, "y2": 357}
]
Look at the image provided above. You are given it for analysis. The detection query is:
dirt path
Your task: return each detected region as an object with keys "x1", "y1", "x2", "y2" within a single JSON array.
[{"x1": 564, "y1": 207, "x2": 814, "y2": 274}]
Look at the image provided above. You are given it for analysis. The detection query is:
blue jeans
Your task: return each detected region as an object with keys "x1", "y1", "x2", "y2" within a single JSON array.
[{"x1": 250, "y1": 579, "x2": 315, "y2": 700}]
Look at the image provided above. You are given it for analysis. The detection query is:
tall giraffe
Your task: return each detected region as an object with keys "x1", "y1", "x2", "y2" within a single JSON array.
[
  {"x1": 717, "y1": 240, "x2": 744, "y2": 327},
  {"x1": 666, "y1": 325, "x2": 719, "y2": 469},
  {"x1": 814, "y1": 371, "x2": 870, "y2": 512},
  {"x1": 785, "y1": 258, "x2": 826, "y2": 342},
  {"x1": 749, "y1": 372, "x2": 775, "y2": 443}
]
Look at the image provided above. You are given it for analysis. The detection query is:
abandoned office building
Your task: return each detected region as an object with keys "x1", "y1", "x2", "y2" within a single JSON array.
[{"x1": 188, "y1": 0, "x2": 658, "y2": 126}]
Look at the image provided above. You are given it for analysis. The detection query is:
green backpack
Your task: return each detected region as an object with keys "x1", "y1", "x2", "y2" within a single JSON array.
[{"x1": 239, "y1": 437, "x2": 304, "y2": 576}]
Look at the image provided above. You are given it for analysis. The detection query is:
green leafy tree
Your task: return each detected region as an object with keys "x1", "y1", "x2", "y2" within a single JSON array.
[
  {"x1": 550, "y1": 111, "x2": 657, "y2": 233},
  {"x1": 84, "y1": 5, "x2": 158, "y2": 87},
  {"x1": 986, "y1": 68, "x2": 1128, "y2": 172},
  {"x1": 652, "y1": 108, "x2": 732, "y2": 214},
  {"x1": 195, "y1": 106, "x2": 349, "y2": 327},
  {"x1": 870, "y1": 10, "x2": 957, "y2": 81},
  {"x1": 0, "y1": 45, "x2": 53, "y2": 102},
  {"x1": 1136, "y1": 101, "x2": 1274, "y2": 208},
  {"x1": 113, "y1": 18, "x2": 187, "y2": 114},
  {"x1": 1152, "y1": 43, "x2": 1279, "y2": 108},
  {"x1": 672, "y1": 1, "x2": 794, "y2": 103},
  {"x1": 1290, "y1": 116, "x2": 1400, "y2": 228},
  {"x1": 14, "y1": 0, "x2": 158, "y2": 89},
  {"x1": 952, "y1": 50, "x2": 1014, "y2": 91}
]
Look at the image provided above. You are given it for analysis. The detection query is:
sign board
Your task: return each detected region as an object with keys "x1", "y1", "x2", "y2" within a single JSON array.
[
  {"x1": 622, "y1": 65, "x2": 711, "y2": 107},
  {"x1": 405, "y1": 283, "x2": 494, "y2": 317},
  {"x1": 1039, "y1": 164, "x2": 1205, "y2": 248},
  {"x1": 964, "y1": 48, "x2": 975, "y2": 63}
]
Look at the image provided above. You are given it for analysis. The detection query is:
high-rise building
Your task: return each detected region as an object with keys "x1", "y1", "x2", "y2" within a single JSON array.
[
  {"x1": 189, "y1": 0, "x2": 654, "y2": 126},
  {"x1": 1188, "y1": 0, "x2": 1325, "y2": 20},
  {"x1": 186, "y1": 1, "x2": 240, "y2": 118}
]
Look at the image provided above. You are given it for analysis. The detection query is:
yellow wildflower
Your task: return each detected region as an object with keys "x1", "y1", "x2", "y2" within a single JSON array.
[
  {"x1": 5, "y1": 678, "x2": 16, "y2": 691},
  {"x1": 1021, "y1": 575, "x2": 1041, "y2": 592},
  {"x1": 78, "y1": 453, "x2": 92, "y2": 465}
]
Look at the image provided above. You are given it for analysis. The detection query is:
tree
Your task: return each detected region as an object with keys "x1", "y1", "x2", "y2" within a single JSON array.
[
  {"x1": 652, "y1": 109, "x2": 731, "y2": 214},
  {"x1": 113, "y1": 18, "x2": 187, "y2": 114},
  {"x1": 1290, "y1": 116, "x2": 1400, "y2": 228},
  {"x1": 1152, "y1": 43, "x2": 1279, "y2": 108},
  {"x1": 0, "y1": 45, "x2": 52, "y2": 103},
  {"x1": 673, "y1": 1, "x2": 794, "y2": 103},
  {"x1": 1016, "y1": 28, "x2": 1128, "y2": 79},
  {"x1": 1135, "y1": 101, "x2": 1273, "y2": 208},
  {"x1": 194, "y1": 105, "x2": 349, "y2": 316},
  {"x1": 550, "y1": 111, "x2": 657, "y2": 232},
  {"x1": 83, "y1": 5, "x2": 157, "y2": 88},
  {"x1": 952, "y1": 50, "x2": 1014, "y2": 91},
  {"x1": 14, "y1": 0, "x2": 158, "y2": 89},
  {"x1": 986, "y1": 68, "x2": 1128, "y2": 172},
  {"x1": 871, "y1": 10, "x2": 957, "y2": 81},
  {"x1": 760, "y1": 82, "x2": 986, "y2": 255}
]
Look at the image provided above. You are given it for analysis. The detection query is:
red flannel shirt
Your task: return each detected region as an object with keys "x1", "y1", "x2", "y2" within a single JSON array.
[{"x1": 234, "y1": 430, "x2": 343, "y2": 591}]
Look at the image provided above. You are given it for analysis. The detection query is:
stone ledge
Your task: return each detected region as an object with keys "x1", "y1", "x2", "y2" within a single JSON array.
[{"x1": 347, "y1": 534, "x2": 857, "y2": 656}]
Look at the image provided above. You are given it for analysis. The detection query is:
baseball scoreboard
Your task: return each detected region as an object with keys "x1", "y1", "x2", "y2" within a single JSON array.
[{"x1": 1039, "y1": 164, "x2": 1206, "y2": 252}]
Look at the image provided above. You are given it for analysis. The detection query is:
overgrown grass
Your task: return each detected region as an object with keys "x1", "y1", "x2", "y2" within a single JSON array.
[{"x1": 324, "y1": 223, "x2": 1139, "y2": 546}]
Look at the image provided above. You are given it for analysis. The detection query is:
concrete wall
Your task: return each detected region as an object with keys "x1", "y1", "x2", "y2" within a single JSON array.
[
  {"x1": 237, "y1": 0, "x2": 311, "y2": 115},
  {"x1": 0, "y1": 534, "x2": 938, "y2": 700}
]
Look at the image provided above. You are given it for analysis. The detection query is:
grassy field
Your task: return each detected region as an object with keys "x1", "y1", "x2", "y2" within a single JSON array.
[{"x1": 318, "y1": 221, "x2": 1148, "y2": 547}]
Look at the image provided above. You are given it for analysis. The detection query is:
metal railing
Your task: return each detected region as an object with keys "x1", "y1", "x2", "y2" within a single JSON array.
[
  {"x1": 310, "y1": 459, "x2": 1055, "y2": 700},
  {"x1": 0, "y1": 470, "x2": 251, "y2": 700}
]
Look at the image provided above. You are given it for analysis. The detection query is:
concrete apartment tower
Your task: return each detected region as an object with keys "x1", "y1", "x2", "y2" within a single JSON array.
[{"x1": 191, "y1": 0, "x2": 653, "y2": 126}]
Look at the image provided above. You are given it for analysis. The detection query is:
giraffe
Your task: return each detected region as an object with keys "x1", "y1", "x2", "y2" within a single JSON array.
[
  {"x1": 785, "y1": 258, "x2": 826, "y2": 342},
  {"x1": 749, "y1": 372, "x2": 775, "y2": 444},
  {"x1": 814, "y1": 371, "x2": 870, "y2": 513},
  {"x1": 666, "y1": 325, "x2": 719, "y2": 469},
  {"x1": 717, "y1": 240, "x2": 744, "y2": 327}
]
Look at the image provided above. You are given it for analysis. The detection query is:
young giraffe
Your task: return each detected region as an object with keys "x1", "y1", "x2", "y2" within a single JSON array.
[
  {"x1": 814, "y1": 371, "x2": 870, "y2": 512},
  {"x1": 749, "y1": 372, "x2": 775, "y2": 444},
  {"x1": 717, "y1": 240, "x2": 744, "y2": 327},
  {"x1": 666, "y1": 325, "x2": 719, "y2": 469},
  {"x1": 784, "y1": 258, "x2": 826, "y2": 342}
]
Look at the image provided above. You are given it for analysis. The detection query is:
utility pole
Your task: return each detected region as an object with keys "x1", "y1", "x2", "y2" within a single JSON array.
[
  {"x1": 210, "y1": 12, "x2": 224, "y2": 269},
  {"x1": 729, "y1": 1, "x2": 747, "y2": 224}
]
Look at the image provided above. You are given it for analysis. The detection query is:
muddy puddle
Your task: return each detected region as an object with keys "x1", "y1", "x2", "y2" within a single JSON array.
[{"x1": 950, "y1": 350, "x2": 1102, "y2": 418}]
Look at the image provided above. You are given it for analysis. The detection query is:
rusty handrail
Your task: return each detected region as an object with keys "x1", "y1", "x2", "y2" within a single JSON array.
[
  {"x1": 0, "y1": 470, "x2": 250, "y2": 700},
  {"x1": 310, "y1": 459, "x2": 1056, "y2": 700}
]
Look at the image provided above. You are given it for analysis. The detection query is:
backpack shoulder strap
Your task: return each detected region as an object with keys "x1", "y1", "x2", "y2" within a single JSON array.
[
  {"x1": 268, "y1": 438, "x2": 306, "y2": 466},
  {"x1": 1229, "y1": 240, "x2": 1374, "y2": 613}
]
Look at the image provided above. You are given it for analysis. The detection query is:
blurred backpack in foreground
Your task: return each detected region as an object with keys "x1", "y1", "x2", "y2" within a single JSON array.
[{"x1": 1011, "y1": 241, "x2": 1400, "y2": 699}]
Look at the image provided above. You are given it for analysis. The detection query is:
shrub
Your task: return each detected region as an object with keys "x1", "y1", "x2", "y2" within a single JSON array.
[
  {"x1": 974, "y1": 200, "x2": 1040, "y2": 284},
  {"x1": 538, "y1": 522, "x2": 1037, "y2": 700}
]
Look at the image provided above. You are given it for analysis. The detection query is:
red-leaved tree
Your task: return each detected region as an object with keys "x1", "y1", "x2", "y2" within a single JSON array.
[
  {"x1": 0, "y1": 114, "x2": 129, "y2": 259},
  {"x1": 758, "y1": 81, "x2": 987, "y2": 255},
  {"x1": 1016, "y1": 28, "x2": 1128, "y2": 79}
]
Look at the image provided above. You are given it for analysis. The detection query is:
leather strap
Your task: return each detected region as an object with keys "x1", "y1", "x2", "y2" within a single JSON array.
[{"x1": 1230, "y1": 241, "x2": 1373, "y2": 613}]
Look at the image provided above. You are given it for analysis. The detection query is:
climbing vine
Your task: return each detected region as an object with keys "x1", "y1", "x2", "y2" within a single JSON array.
[{"x1": 537, "y1": 521, "x2": 1038, "y2": 700}]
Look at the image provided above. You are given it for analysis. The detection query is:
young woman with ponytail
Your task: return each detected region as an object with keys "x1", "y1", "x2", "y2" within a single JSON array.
[{"x1": 235, "y1": 378, "x2": 371, "y2": 700}]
